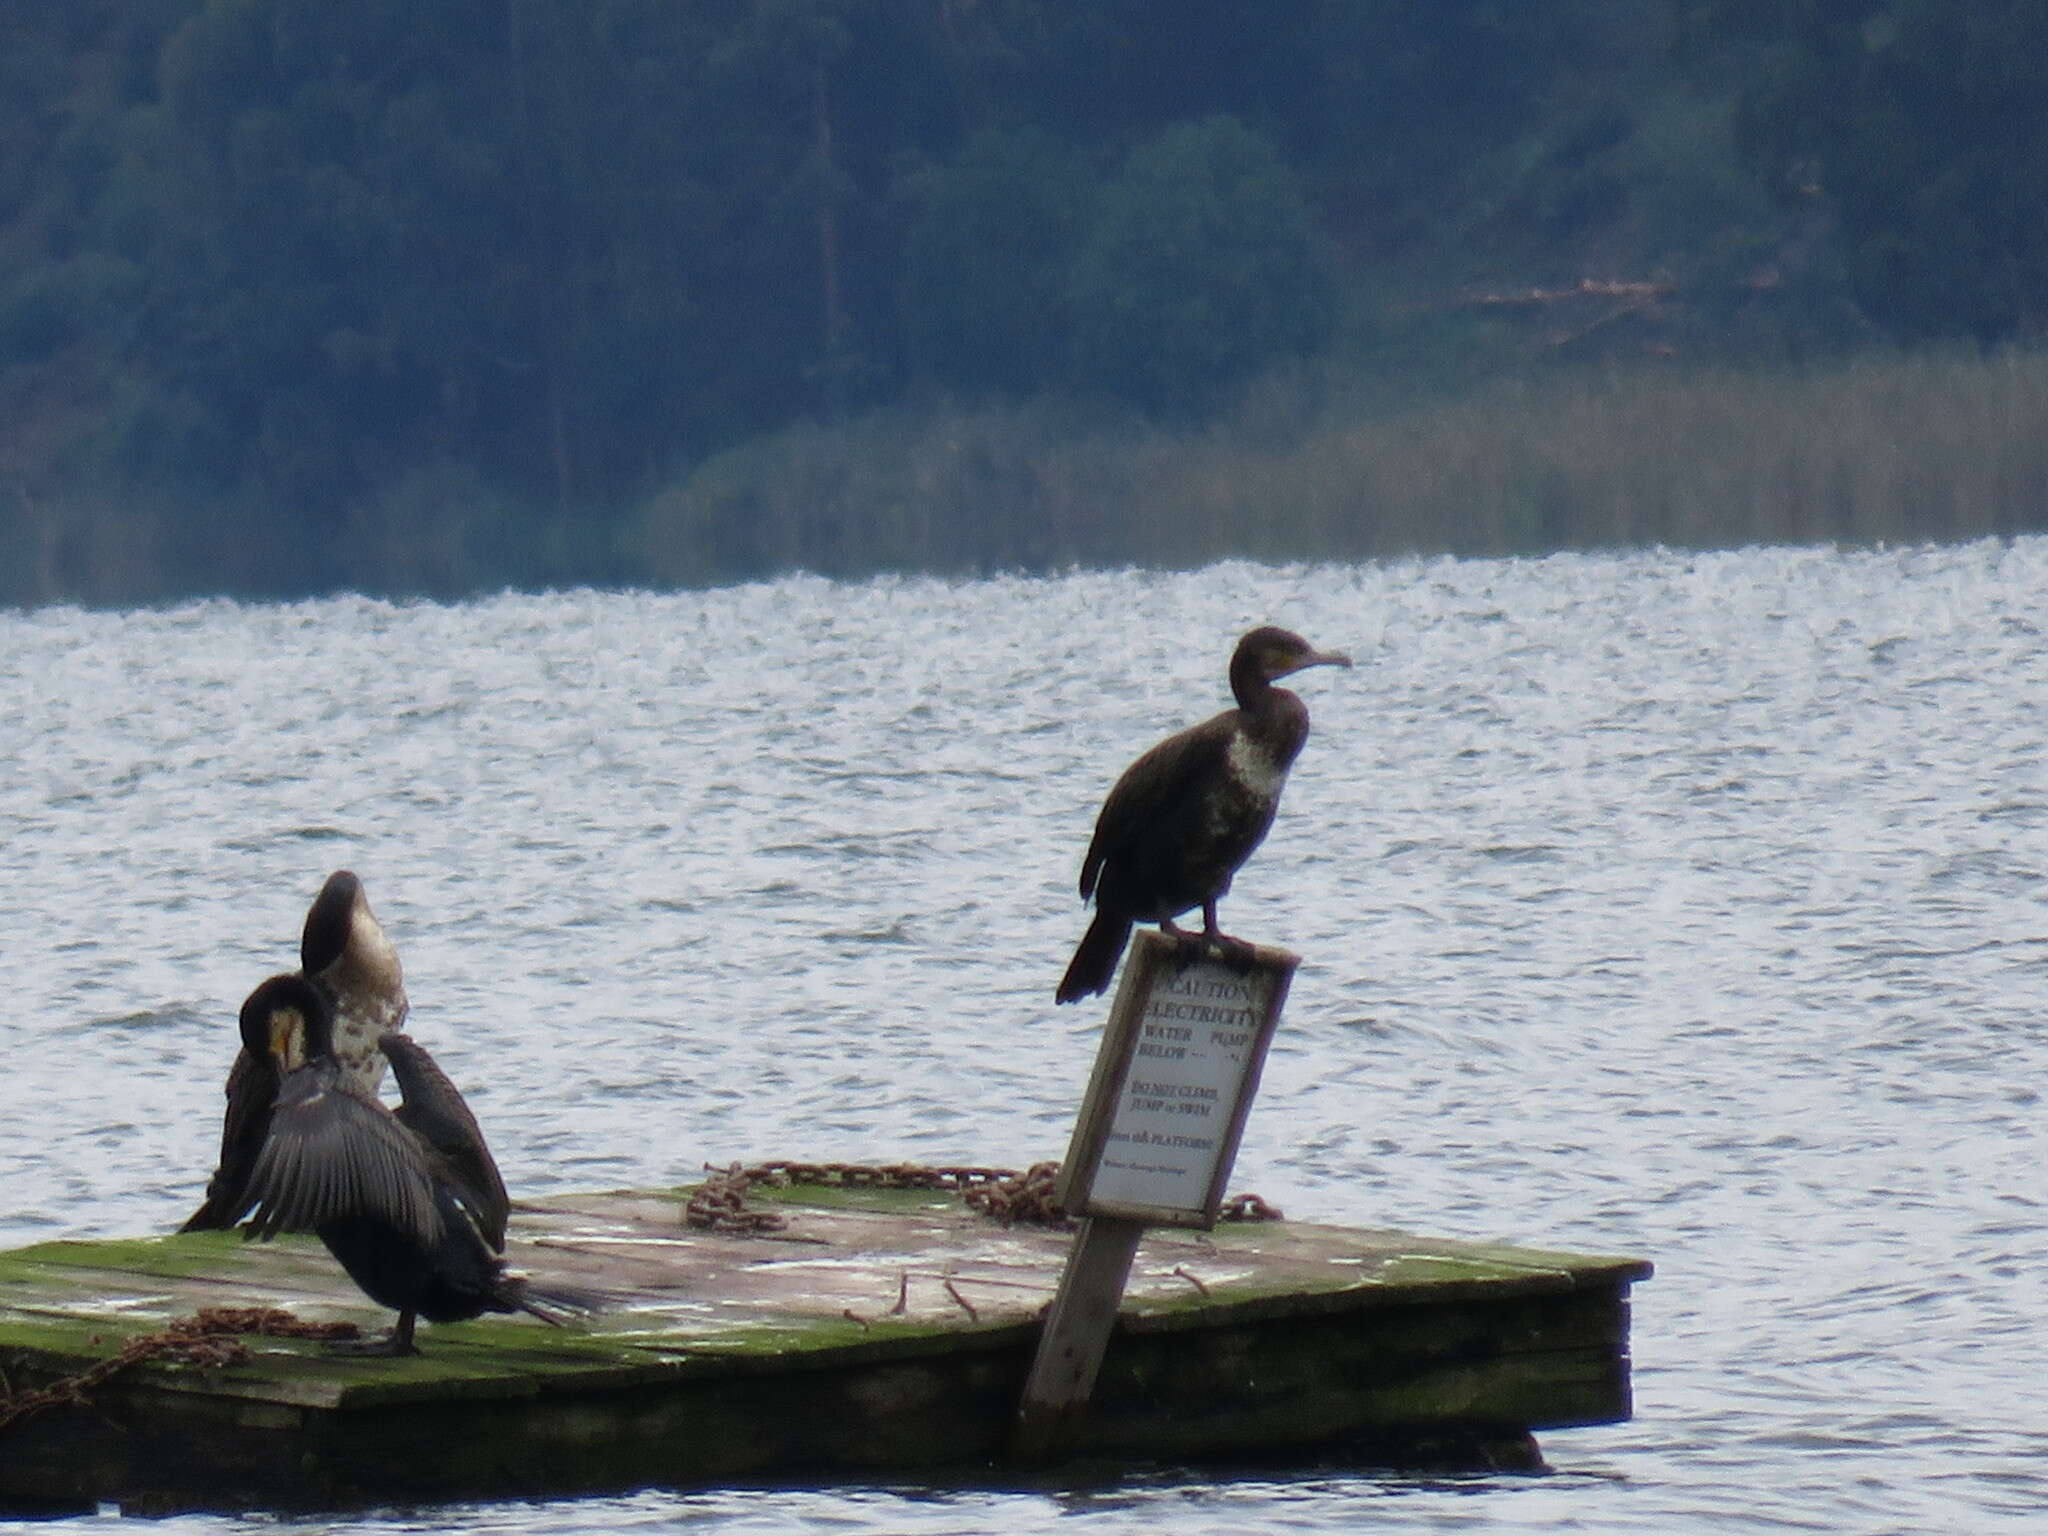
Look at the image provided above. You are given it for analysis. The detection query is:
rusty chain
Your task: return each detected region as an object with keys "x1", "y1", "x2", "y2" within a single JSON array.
[
  {"x1": 1217, "y1": 1191, "x2": 1285, "y2": 1222},
  {"x1": 0, "y1": 1306, "x2": 361, "y2": 1437},
  {"x1": 684, "y1": 1163, "x2": 792, "y2": 1233},
  {"x1": 684, "y1": 1159, "x2": 1283, "y2": 1233},
  {"x1": 962, "y1": 1161, "x2": 1065, "y2": 1226}
]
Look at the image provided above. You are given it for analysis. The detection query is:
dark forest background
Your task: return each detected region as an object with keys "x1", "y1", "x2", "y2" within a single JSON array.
[{"x1": 6, "y1": 1, "x2": 2048, "y2": 605}]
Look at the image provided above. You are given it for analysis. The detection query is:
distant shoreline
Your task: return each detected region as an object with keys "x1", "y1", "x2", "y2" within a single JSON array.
[{"x1": 10, "y1": 345, "x2": 2047, "y2": 609}]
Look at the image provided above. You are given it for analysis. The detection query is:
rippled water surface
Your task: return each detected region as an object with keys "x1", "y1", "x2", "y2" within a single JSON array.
[{"x1": 5, "y1": 542, "x2": 2048, "y2": 1533}]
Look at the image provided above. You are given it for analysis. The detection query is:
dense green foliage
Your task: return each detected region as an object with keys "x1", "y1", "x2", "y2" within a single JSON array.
[{"x1": 5, "y1": 3, "x2": 2048, "y2": 603}]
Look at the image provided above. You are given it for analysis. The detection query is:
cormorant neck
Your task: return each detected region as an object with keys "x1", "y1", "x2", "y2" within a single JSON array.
[
  {"x1": 302, "y1": 1007, "x2": 337, "y2": 1063},
  {"x1": 1229, "y1": 657, "x2": 1279, "y2": 711},
  {"x1": 302, "y1": 878, "x2": 360, "y2": 975}
]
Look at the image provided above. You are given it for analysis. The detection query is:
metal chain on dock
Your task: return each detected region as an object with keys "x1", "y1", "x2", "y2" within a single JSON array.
[
  {"x1": 0, "y1": 1307, "x2": 359, "y2": 1437},
  {"x1": 1217, "y1": 1191, "x2": 1285, "y2": 1222},
  {"x1": 684, "y1": 1163, "x2": 793, "y2": 1233},
  {"x1": 962, "y1": 1161, "x2": 1066, "y2": 1225},
  {"x1": 683, "y1": 1159, "x2": 1283, "y2": 1233}
]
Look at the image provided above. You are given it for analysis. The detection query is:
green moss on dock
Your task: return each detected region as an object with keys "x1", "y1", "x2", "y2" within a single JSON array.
[
  {"x1": 0, "y1": 1231, "x2": 328, "y2": 1284},
  {"x1": 0, "y1": 1313, "x2": 152, "y2": 1359},
  {"x1": 0, "y1": 1187, "x2": 1651, "y2": 1512}
]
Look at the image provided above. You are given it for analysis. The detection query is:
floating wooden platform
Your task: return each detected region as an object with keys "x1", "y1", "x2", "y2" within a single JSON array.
[{"x1": 0, "y1": 1183, "x2": 1652, "y2": 1515}]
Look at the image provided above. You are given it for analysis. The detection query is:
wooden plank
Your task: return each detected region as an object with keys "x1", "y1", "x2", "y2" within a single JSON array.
[
  {"x1": 1009, "y1": 1215, "x2": 1143, "y2": 1461},
  {"x1": 1020, "y1": 935, "x2": 1297, "y2": 1458},
  {"x1": 0, "y1": 1184, "x2": 1651, "y2": 1514},
  {"x1": 5, "y1": 1302, "x2": 1633, "y2": 1511},
  {"x1": 0, "y1": 1203, "x2": 1650, "y2": 1375}
]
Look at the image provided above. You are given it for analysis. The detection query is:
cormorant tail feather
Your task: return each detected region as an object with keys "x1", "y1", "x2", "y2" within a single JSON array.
[{"x1": 1057, "y1": 909, "x2": 1132, "y2": 1004}]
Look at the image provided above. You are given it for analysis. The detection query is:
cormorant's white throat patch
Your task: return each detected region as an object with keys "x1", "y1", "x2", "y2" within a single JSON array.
[{"x1": 1226, "y1": 732, "x2": 1287, "y2": 799}]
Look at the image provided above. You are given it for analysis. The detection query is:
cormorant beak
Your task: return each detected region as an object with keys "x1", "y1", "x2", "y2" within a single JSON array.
[
  {"x1": 269, "y1": 1008, "x2": 305, "y2": 1071},
  {"x1": 1281, "y1": 647, "x2": 1352, "y2": 677}
]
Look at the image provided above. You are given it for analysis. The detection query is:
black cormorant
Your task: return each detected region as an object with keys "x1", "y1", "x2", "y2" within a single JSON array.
[
  {"x1": 230, "y1": 972, "x2": 575, "y2": 1355},
  {"x1": 1056, "y1": 626, "x2": 1351, "y2": 1004},
  {"x1": 182, "y1": 871, "x2": 409, "y2": 1232}
]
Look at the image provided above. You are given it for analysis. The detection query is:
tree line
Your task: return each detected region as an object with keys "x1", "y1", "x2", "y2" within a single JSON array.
[{"x1": 5, "y1": 1, "x2": 2048, "y2": 604}]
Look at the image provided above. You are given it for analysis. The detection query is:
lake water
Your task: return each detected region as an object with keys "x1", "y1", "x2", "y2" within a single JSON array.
[{"x1": 4, "y1": 541, "x2": 2046, "y2": 1533}]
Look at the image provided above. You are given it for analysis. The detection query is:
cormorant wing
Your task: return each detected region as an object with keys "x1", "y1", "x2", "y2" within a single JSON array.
[
  {"x1": 381, "y1": 1032, "x2": 512, "y2": 1250},
  {"x1": 1079, "y1": 714, "x2": 1234, "y2": 901},
  {"x1": 180, "y1": 1045, "x2": 279, "y2": 1232},
  {"x1": 240, "y1": 1064, "x2": 441, "y2": 1251}
]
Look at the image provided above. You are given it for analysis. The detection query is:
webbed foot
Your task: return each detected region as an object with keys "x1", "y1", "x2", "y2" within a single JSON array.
[
  {"x1": 1195, "y1": 901, "x2": 1257, "y2": 971},
  {"x1": 323, "y1": 1311, "x2": 418, "y2": 1356},
  {"x1": 1204, "y1": 932, "x2": 1260, "y2": 971},
  {"x1": 1161, "y1": 925, "x2": 1258, "y2": 971}
]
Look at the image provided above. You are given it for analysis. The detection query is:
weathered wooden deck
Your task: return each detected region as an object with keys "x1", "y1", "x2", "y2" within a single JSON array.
[{"x1": 0, "y1": 1182, "x2": 1651, "y2": 1515}]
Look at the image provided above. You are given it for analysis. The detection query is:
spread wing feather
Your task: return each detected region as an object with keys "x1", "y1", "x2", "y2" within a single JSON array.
[
  {"x1": 241, "y1": 1064, "x2": 441, "y2": 1252},
  {"x1": 381, "y1": 1033, "x2": 511, "y2": 1250},
  {"x1": 180, "y1": 1046, "x2": 280, "y2": 1231}
]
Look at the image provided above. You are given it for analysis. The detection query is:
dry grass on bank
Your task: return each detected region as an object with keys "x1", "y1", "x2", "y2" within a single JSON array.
[
  {"x1": 15, "y1": 347, "x2": 2048, "y2": 606},
  {"x1": 642, "y1": 348, "x2": 2048, "y2": 584}
]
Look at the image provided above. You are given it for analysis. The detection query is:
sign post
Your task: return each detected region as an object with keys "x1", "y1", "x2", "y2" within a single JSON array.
[{"x1": 1010, "y1": 929, "x2": 1297, "y2": 1461}]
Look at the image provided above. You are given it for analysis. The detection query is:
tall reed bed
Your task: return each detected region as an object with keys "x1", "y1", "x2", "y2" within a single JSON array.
[{"x1": 642, "y1": 348, "x2": 2048, "y2": 584}]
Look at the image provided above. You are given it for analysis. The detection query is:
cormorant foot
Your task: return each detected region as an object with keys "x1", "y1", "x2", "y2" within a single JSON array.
[
  {"x1": 1163, "y1": 927, "x2": 1258, "y2": 971},
  {"x1": 323, "y1": 1310, "x2": 419, "y2": 1359},
  {"x1": 1219, "y1": 935, "x2": 1260, "y2": 971},
  {"x1": 1182, "y1": 926, "x2": 1258, "y2": 971}
]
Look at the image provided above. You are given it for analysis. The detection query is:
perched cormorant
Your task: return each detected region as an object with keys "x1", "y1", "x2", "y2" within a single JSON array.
[
  {"x1": 1056, "y1": 626, "x2": 1351, "y2": 1004},
  {"x1": 230, "y1": 972, "x2": 574, "y2": 1355},
  {"x1": 181, "y1": 871, "x2": 411, "y2": 1232}
]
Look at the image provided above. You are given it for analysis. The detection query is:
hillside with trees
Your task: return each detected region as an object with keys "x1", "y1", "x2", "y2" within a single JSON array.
[{"x1": 5, "y1": 2, "x2": 2048, "y2": 604}]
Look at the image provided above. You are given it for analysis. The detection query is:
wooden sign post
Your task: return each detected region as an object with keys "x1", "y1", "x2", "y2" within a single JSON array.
[{"x1": 1010, "y1": 929, "x2": 1298, "y2": 1462}]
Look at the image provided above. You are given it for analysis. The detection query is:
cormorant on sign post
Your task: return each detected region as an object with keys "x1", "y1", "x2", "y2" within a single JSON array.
[{"x1": 1056, "y1": 627, "x2": 1350, "y2": 1004}]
